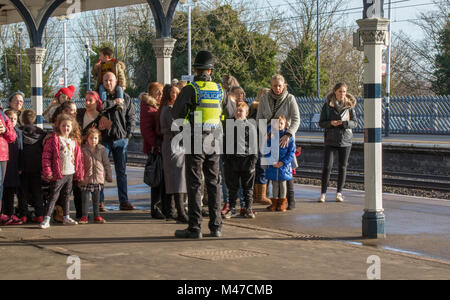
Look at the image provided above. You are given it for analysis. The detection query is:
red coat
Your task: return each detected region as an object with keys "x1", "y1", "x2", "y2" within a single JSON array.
[
  {"x1": 0, "y1": 111, "x2": 17, "y2": 161},
  {"x1": 140, "y1": 96, "x2": 160, "y2": 154},
  {"x1": 42, "y1": 132, "x2": 84, "y2": 182}
]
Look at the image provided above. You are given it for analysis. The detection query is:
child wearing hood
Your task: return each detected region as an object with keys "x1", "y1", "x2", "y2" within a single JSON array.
[
  {"x1": 19, "y1": 110, "x2": 47, "y2": 223},
  {"x1": 265, "y1": 115, "x2": 295, "y2": 212}
]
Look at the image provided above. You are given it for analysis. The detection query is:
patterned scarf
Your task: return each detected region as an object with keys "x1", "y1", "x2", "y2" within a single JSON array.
[{"x1": 269, "y1": 88, "x2": 289, "y2": 119}]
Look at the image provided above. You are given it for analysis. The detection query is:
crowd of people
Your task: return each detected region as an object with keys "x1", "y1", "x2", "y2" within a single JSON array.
[{"x1": 0, "y1": 48, "x2": 357, "y2": 238}]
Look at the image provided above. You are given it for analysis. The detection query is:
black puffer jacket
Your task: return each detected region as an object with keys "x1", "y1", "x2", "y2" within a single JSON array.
[
  {"x1": 21, "y1": 125, "x2": 46, "y2": 175},
  {"x1": 319, "y1": 93, "x2": 357, "y2": 147}
]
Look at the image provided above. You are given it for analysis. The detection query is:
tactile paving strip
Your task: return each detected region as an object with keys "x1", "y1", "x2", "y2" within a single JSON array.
[{"x1": 179, "y1": 249, "x2": 269, "y2": 261}]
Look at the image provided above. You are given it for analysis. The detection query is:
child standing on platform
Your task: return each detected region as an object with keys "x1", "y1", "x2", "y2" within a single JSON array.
[
  {"x1": 79, "y1": 128, "x2": 112, "y2": 224},
  {"x1": 40, "y1": 114, "x2": 84, "y2": 229},
  {"x1": 265, "y1": 116, "x2": 295, "y2": 212},
  {"x1": 223, "y1": 102, "x2": 258, "y2": 219},
  {"x1": 0, "y1": 107, "x2": 17, "y2": 226},
  {"x1": 1, "y1": 110, "x2": 23, "y2": 225},
  {"x1": 20, "y1": 110, "x2": 46, "y2": 223}
]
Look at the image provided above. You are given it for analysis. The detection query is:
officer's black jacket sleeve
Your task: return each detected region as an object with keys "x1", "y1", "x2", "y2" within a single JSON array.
[{"x1": 171, "y1": 85, "x2": 196, "y2": 121}]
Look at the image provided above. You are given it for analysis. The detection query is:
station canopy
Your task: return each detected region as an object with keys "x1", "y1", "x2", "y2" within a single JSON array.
[{"x1": 0, "y1": 0, "x2": 148, "y2": 26}]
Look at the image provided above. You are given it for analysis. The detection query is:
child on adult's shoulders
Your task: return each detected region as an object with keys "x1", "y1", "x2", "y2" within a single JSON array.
[{"x1": 92, "y1": 47, "x2": 126, "y2": 103}]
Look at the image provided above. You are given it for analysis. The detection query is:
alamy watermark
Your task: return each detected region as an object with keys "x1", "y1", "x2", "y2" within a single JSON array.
[
  {"x1": 170, "y1": 117, "x2": 283, "y2": 166},
  {"x1": 66, "y1": 255, "x2": 81, "y2": 280},
  {"x1": 366, "y1": 255, "x2": 381, "y2": 280}
]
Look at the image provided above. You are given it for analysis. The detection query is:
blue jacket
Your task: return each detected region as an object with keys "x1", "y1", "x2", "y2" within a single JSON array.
[{"x1": 265, "y1": 128, "x2": 295, "y2": 181}]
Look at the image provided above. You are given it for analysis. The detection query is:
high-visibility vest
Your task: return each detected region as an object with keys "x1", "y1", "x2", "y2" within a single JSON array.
[{"x1": 187, "y1": 81, "x2": 224, "y2": 130}]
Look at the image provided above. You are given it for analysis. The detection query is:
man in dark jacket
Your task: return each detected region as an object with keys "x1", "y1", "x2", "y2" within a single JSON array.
[
  {"x1": 99, "y1": 72, "x2": 137, "y2": 210},
  {"x1": 171, "y1": 50, "x2": 228, "y2": 239}
]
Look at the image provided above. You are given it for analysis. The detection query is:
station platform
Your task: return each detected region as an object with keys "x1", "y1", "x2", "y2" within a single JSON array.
[{"x1": 0, "y1": 166, "x2": 448, "y2": 280}]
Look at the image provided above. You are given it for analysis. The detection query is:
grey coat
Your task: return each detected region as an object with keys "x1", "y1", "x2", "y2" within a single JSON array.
[
  {"x1": 160, "y1": 105, "x2": 187, "y2": 194},
  {"x1": 256, "y1": 90, "x2": 300, "y2": 137}
]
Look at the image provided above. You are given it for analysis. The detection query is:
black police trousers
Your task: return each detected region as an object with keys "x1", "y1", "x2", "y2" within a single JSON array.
[{"x1": 185, "y1": 153, "x2": 222, "y2": 233}]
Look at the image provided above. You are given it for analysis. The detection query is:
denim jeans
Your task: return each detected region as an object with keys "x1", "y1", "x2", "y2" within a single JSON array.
[
  {"x1": 254, "y1": 154, "x2": 268, "y2": 185},
  {"x1": 100, "y1": 138, "x2": 129, "y2": 204}
]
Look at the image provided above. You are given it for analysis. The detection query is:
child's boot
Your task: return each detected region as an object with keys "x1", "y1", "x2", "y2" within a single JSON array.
[
  {"x1": 267, "y1": 199, "x2": 278, "y2": 212},
  {"x1": 277, "y1": 198, "x2": 288, "y2": 212},
  {"x1": 254, "y1": 184, "x2": 272, "y2": 205}
]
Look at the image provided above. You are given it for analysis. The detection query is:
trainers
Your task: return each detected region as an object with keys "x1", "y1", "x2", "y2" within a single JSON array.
[
  {"x1": 336, "y1": 193, "x2": 344, "y2": 202},
  {"x1": 4, "y1": 215, "x2": 24, "y2": 225},
  {"x1": 224, "y1": 207, "x2": 236, "y2": 219},
  {"x1": 210, "y1": 230, "x2": 222, "y2": 238},
  {"x1": 20, "y1": 216, "x2": 28, "y2": 224},
  {"x1": 244, "y1": 208, "x2": 256, "y2": 219},
  {"x1": 63, "y1": 217, "x2": 78, "y2": 226},
  {"x1": 94, "y1": 216, "x2": 106, "y2": 224},
  {"x1": 79, "y1": 216, "x2": 88, "y2": 224},
  {"x1": 0, "y1": 214, "x2": 11, "y2": 225},
  {"x1": 318, "y1": 194, "x2": 326, "y2": 203},
  {"x1": 40, "y1": 218, "x2": 50, "y2": 229},
  {"x1": 221, "y1": 203, "x2": 230, "y2": 216},
  {"x1": 120, "y1": 202, "x2": 136, "y2": 211},
  {"x1": 174, "y1": 228, "x2": 202, "y2": 239}
]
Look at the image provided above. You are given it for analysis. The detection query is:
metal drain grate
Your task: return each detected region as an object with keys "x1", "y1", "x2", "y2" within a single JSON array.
[{"x1": 179, "y1": 249, "x2": 269, "y2": 261}]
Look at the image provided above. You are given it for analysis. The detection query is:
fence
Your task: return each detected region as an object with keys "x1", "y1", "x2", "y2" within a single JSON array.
[
  {"x1": 246, "y1": 95, "x2": 450, "y2": 135},
  {"x1": 2, "y1": 95, "x2": 449, "y2": 134}
]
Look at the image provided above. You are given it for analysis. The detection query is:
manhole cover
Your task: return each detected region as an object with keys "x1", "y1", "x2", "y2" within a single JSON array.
[{"x1": 179, "y1": 249, "x2": 269, "y2": 261}]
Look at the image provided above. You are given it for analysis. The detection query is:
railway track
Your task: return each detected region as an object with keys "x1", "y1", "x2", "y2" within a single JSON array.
[{"x1": 125, "y1": 151, "x2": 450, "y2": 193}]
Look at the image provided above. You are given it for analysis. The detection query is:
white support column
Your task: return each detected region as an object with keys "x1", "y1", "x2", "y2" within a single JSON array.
[
  {"x1": 152, "y1": 38, "x2": 176, "y2": 85},
  {"x1": 26, "y1": 47, "x2": 46, "y2": 128},
  {"x1": 357, "y1": 18, "x2": 389, "y2": 239}
]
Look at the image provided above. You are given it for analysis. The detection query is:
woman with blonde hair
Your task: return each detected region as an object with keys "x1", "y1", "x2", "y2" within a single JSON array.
[{"x1": 256, "y1": 75, "x2": 300, "y2": 209}]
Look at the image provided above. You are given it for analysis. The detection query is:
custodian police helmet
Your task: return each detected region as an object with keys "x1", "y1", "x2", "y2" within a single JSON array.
[{"x1": 193, "y1": 50, "x2": 215, "y2": 70}]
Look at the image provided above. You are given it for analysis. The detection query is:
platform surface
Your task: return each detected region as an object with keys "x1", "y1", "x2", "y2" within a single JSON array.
[{"x1": 0, "y1": 166, "x2": 449, "y2": 280}]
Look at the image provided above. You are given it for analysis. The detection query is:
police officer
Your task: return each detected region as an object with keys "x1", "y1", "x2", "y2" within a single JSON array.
[{"x1": 171, "y1": 50, "x2": 228, "y2": 239}]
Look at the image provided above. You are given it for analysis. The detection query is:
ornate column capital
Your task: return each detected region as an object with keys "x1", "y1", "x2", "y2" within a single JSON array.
[
  {"x1": 25, "y1": 47, "x2": 47, "y2": 64},
  {"x1": 152, "y1": 38, "x2": 177, "y2": 58},
  {"x1": 356, "y1": 18, "x2": 390, "y2": 45}
]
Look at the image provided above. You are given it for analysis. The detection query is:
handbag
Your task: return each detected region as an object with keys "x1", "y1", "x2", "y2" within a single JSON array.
[{"x1": 144, "y1": 153, "x2": 163, "y2": 187}]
